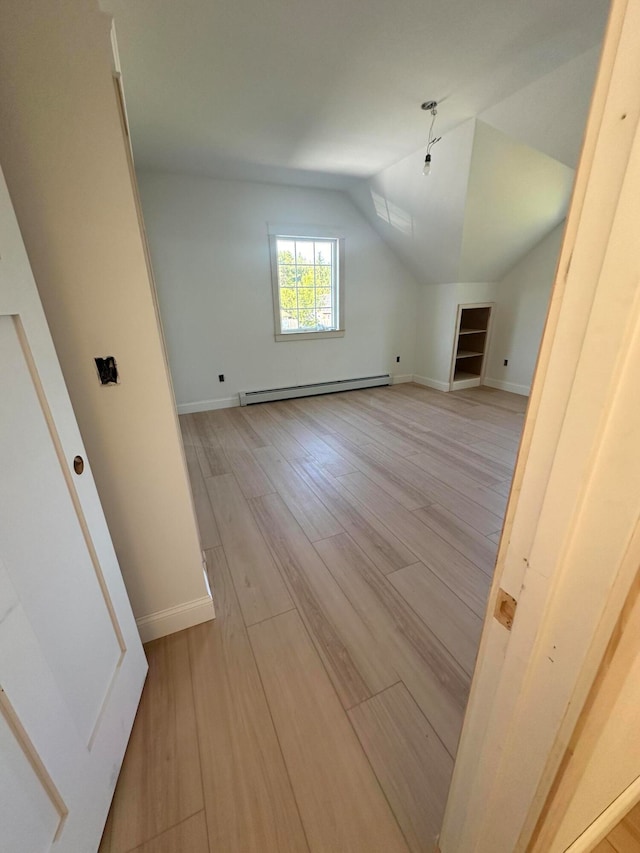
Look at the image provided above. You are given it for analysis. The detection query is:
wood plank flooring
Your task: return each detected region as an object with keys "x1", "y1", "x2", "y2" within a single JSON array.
[
  {"x1": 601, "y1": 800, "x2": 640, "y2": 852},
  {"x1": 100, "y1": 384, "x2": 525, "y2": 853}
]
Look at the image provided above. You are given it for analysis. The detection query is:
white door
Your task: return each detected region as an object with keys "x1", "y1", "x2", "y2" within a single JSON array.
[{"x1": 0, "y1": 164, "x2": 147, "y2": 853}]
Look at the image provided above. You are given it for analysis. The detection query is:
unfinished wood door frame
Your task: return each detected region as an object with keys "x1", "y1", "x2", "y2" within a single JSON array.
[{"x1": 440, "y1": 0, "x2": 640, "y2": 848}]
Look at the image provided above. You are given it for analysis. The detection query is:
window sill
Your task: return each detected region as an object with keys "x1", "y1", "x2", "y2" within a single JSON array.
[{"x1": 275, "y1": 329, "x2": 345, "y2": 342}]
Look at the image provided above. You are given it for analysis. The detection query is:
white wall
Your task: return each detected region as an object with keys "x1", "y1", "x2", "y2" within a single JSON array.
[
  {"x1": 485, "y1": 224, "x2": 565, "y2": 395},
  {"x1": 137, "y1": 172, "x2": 420, "y2": 409},
  {"x1": 414, "y1": 282, "x2": 500, "y2": 390},
  {"x1": 402, "y1": 223, "x2": 562, "y2": 396},
  {"x1": 138, "y1": 170, "x2": 562, "y2": 411},
  {"x1": 0, "y1": 0, "x2": 211, "y2": 639}
]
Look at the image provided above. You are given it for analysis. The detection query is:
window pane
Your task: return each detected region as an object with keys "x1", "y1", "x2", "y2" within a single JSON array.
[
  {"x1": 315, "y1": 242, "x2": 333, "y2": 265},
  {"x1": 281, "y1": 311, "x2": 299, "y2": 331},
  {"x1": 296, "y1": 288, "x2": 315, "y2": 309},
  {"x1": 296, "y1": 265, "x2": 315, "y2": 287},
  {"x1": 278, "y1": 264, "x2": 297, "y2": 287},
  {"x1": 273, "y1": 235, "x2": 340, "y2": 337},
  {"x1": 317, "y1": 308, "x2": 334, "y2": 328},
  {"x1": 314, "y1": 265, "x2": 331, "y2": 288},
  {"x1": 279, "y1": 287, "x2": 297, "y2": 313},
  {"x1": 295, "y1": 241, "x2": 314, "y2": 264},
  {"x1": 316, "y1": 286, "x2": 332, "y2": 305},
  {"x1": 277, "y1": 240, "x2": 295, "y2": 262}
]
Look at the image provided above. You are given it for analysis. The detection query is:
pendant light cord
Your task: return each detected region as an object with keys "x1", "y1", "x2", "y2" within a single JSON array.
[{"x1": 427, "y1": 107, "x2": 441, "y2": 154}]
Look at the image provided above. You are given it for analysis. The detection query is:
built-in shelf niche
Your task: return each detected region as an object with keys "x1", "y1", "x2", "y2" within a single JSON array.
[{"x1": 450, "y1": 303, "x2": 493, "y2": 391}]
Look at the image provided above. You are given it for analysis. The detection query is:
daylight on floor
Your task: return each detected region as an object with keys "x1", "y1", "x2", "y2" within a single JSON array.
[{"x1": 3, "y1": 0, "x2": 640, "y2": 851}]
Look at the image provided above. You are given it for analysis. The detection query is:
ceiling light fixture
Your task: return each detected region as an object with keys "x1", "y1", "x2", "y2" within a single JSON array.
[{"x1": 421, "y1": 100, "x2": 441, "y2": 176}]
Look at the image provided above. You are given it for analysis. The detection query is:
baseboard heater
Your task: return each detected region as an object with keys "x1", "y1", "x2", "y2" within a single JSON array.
[{"x1": 239, "y1": 374, "x2": 391, "y2": 406}]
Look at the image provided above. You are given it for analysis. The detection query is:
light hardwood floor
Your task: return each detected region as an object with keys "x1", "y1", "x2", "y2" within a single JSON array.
[{"x1": 100, "y1": 383, "x2": 525, "y2": 853}]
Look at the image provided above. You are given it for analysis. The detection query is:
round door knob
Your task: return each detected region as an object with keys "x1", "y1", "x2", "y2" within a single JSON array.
[{"x1": 73, "y1": 455, "x2": 84, "y2": 475}]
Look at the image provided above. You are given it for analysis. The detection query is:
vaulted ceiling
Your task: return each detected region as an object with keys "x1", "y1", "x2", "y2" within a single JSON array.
[
  {"x1": 101, "y1": 0, "x2": 608, "y2": 188},
  {"x1": 349, "y1": 118, "x2": 575, "y2": 284}
]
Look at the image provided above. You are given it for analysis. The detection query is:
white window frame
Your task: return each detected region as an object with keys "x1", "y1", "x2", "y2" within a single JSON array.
[{"x1": 268, "y1": 227, "x2": 345, "y2": 342}]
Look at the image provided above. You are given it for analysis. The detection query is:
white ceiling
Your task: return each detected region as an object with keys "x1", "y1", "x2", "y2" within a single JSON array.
[
  {"x1": 349, "y1": 118, "x2": 574, "y2": 285},
  {"x1": 101, "y1": 0, "x2": 609, "y2": 187},
  {"x1": 479, "y1": 45, "x2": 602, "y2": 167},
  {"x1": 349, "y1": 119, "x2": 477, "y2": 284}
]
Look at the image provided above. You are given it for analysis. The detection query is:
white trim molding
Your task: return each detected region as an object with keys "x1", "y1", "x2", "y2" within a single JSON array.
[
  {"x1": 451, "y1": 376, "x2": 482, "y2": 391},
  {"x1": 484, "y1": 377, "x2": 531, "y2": 396},
  {"x1": 175, "y1": 375, "x2": 529, "y2": 417},
  {"x1": 413, "y1": 374, "x2": 450, "y2": 392},
  {"x1": 136, "y1": 594, "x2": 215, "y2": 643},
  {"x1": 176, "y1": 396, "x2": 239, "y2": 414}
]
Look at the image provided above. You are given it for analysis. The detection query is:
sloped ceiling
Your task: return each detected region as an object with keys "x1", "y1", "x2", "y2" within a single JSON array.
[
  {"x1": 102, "y1": 0, "x2": 607, "y2": 283},
  {"x1": 479, "y1": 46, "x2": 602, "y2": 167},
  {"x1": 347, "y1": 42, "x2": 599, "y2": 286},
  {"x1": 348, "y1": 120, "x2": 476, "y2": 284},
  {"x1": 459, "y1": 121, "x2": 574, "y2": 281},
  {"x1": 101, "y1": 0, "x2": 608, "y2": 188},
  {"x1": 349, "y1": 117, "x2": 574, "y2": 284}
]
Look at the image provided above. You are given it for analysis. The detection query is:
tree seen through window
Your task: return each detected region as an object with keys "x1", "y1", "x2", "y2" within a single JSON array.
[{"x1": 276, "y1": 237, "x2": 337, "y2": 333}]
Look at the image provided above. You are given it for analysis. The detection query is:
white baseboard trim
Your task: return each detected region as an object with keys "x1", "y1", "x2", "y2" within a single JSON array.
[
  {"x1": 484, "y1": 377, "x2": 530, "y2": 397},
  {"x1": 413, "y1": 374, "x2": 450, "y2": 392},
  {"x1": 136, "y1": 594, "x2": 215, "y2": 642},
  {"x1": 177, "y1": 396, "x2": 239, "y2": 414},
  {"x1": 176, "y1": 373, "x2": 488, "y2": 409},
  {"x1": 451, "y1": 377, "x2": 482, "y2": 391}
]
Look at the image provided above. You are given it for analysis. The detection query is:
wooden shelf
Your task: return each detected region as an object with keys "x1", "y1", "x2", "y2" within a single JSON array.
[{"x1": 450, "y1": 304, "x2": 493, "y2": 391}]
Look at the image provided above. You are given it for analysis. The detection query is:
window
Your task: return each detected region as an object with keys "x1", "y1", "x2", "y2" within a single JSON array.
[{"x1": 270, "y1": 233, "x2": 345, "y2": 341}]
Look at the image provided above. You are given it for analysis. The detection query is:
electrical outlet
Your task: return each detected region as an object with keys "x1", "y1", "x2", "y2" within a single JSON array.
[
  {"x1": 503, "y1": 359, "x2": 509, "y2": 367},
  {"x1": 396, "y1": 356, "x2": 400, "y2": 363},
  {"x1": 218, "y1": 374, "x2": 225, "y2": 382},
  {"x1": 95, "y1": 356, "x2": 119, "y2": 385}
]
